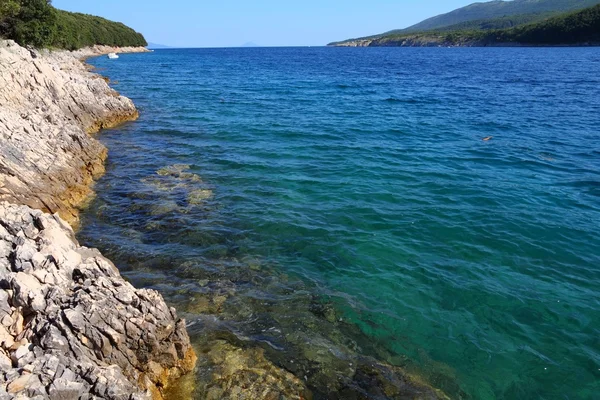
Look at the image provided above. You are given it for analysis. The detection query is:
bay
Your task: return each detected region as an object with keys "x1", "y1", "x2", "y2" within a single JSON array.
[{"x1": 82, "y1": 47, "x2": 600, "y2": 399}]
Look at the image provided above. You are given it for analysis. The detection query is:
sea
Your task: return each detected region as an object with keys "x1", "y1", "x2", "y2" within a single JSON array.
[{"x1": 82, "y1": 47, "x2": 600, "y2": 399}]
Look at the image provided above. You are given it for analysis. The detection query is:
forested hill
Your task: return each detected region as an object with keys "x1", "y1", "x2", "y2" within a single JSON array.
[
  {"x1": 401, "y1": 0, "x2": 600, "y2": 33},
  {"x1": 488, "y1": 3, "x2": 600, "y2": 45},
  {"x1": 0, "y1": 0, "x2": 147, "y2": 49},
  {"x1": 331, "y1": 0, "x2": 600, "y2": 46},
  {"x1": 330, "y1": 4, "x2": 600, "y2": 47}
]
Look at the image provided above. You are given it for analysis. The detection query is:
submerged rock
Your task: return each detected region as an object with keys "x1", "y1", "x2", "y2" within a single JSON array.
[
  {"x1": 195, "y1": 340, "x2": 311, "y2": 400},
  {"x1": 138, "y1": 164, "x2": 214, "y2": 214},
  {"x1": 187, "y1": 189, "x2": 214, "y2": 205},
  {"x1": 0, "y1": 202, "x2": 196, "y2": 399},
  {"x1": 156, "y1": 164, "x2": 203, "y2": 182}
]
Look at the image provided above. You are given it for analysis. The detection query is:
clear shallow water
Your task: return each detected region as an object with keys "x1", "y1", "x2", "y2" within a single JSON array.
[{"x1": 83, "y1": 48, "x2": 600, "y2": 399}]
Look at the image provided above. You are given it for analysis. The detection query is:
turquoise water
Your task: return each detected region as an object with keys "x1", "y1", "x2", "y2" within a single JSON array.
[{"x1": 83, "y1": 48, "x2": 600, "y2": 399}]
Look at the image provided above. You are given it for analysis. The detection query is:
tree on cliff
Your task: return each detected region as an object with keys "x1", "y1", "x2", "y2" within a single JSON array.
[
  {"x1": 3, "y1": 0, "x2": 57, "y2": 47},
  {"x1": 0, "y1": 0, "x2": 20, "y2": 19},
  {"x1": 0, "y1": 0, "x2": 20, "y2": 38}
]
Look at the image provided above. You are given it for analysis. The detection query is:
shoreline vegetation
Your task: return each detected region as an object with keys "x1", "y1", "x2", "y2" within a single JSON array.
[{"x1": 329, "y1": 2, "x2": 600, "y2": 47}]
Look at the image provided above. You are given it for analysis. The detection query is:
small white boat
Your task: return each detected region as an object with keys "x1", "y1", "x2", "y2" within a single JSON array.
[{"x1": 107, "y1": 53, "x2": 119, "y2": 59}]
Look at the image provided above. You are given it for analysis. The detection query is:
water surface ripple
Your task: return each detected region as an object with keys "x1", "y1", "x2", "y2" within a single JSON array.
[{"x1": 82, "y1": 48, "x2": 600, "y2": 399}]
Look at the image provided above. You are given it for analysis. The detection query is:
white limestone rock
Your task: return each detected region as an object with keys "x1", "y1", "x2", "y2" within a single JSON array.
[
  {"x1": 0, "y1": 202, "x2": 196, "y2": 400},
  {"x1": 0, "y1": 40, "x2": 146, "y2": 226}
]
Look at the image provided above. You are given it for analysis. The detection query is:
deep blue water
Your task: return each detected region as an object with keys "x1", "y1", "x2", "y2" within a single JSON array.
[{"x1": 83, "y1": 47, "x2": 600, "y2": 399}]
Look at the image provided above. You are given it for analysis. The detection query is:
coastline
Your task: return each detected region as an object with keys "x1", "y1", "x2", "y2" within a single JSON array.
[
  {"x1": 0, "y1": 40, "x2": 196, "y2": 399},
  {"x1": 329, "y1": 3, "x2": 600, "y2": 48},
  {"x1": 330, "y1": 37, "x2": 600, "y2": 47}
]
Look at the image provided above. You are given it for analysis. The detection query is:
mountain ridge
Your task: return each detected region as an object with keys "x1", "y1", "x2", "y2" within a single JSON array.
[{"x1": 148, "y1": 42, "x2": 171, "y2": 49}]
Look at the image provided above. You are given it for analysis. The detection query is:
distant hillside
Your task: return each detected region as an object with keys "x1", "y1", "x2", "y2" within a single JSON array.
[
  {"x1": 401, "y1": 0, "x2": 600, "y2": 33},
  {"x1": 331, "y1": 4, "x2": 600, "y2": 47},
  {"x1": 148, "y1": 42, "x2": 171, "y2": 49},
  {"x1": 490, "y1": 3, "x2": 600, "y2": 44},
  {"x1": 411, "y1": 11, "x2": 564, "y2": 33},
  {"x1": 0, "y1": 0, "x2": 146, "y2": 49},
  {"x1": 331, "y1": 0, "x2": 600, "y2": 46}
]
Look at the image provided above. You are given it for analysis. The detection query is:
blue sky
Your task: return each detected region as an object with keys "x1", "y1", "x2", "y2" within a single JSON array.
[{"x1": 52, "y1": 0, "x2": 477, "y2": 47}]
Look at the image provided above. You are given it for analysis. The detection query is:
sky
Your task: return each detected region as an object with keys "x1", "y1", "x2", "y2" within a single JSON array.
[{"x1": 52, "y1": 0, "x2": 479, "y2": 48}]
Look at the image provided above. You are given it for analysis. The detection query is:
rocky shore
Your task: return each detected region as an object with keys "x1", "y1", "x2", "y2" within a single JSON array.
[
  {"x1": 330, "y1": 35, "x2": 492, "y2": 47},
  {"x1": 330, "y1": 36, "x2": 457, "y2": 47},
  {"x1": 0, "y1": 41, "x2": 196, "y2": 399},
  {"x1": 331, "y1": 35, "x2": 600, "y2": 47},
  {"x1": 0, "y1": 40, "x2": 147, "y2": 227},
  {"x1": 0, "y1": 203, "x2": 195, "y2": 399}
]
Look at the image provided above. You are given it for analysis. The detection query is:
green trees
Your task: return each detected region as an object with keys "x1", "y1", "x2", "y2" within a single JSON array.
[
  {"x1": 0, "y1": 0, "x2": 147, "y2": 49},
  {"x1": 494, "y1": 4, "x2": 600, "y2": 44},
  {"x1": 0, "y1": 0, "x2": 56, "y2": 47},
  {"x1": 0, "y1": 0, "x2": 20, "y2": 36},
  {"x1": 12, "y1": 0, "x2": 56, "y2": 47},
  {"x1": 0, "y1": 0, "x2": 20, "y2": 19},
  {"x1": 53, "y1": 11, "x2": 147, "y2": 50}
]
